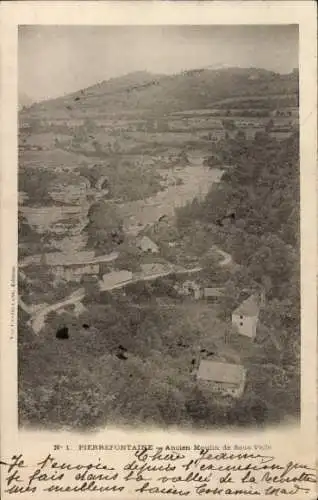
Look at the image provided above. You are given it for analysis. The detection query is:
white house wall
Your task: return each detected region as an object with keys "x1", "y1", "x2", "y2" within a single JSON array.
[
  {"x1": 232, "y1": 313, "x2": 258, "y2": 339},
  {"x1": 199, "y1": 380, "x2": 244, "y2": 399}
]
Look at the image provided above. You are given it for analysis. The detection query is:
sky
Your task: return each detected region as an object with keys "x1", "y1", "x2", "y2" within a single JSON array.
[{"x1": 18, "y1": 25, "x2": 298, "y2": 102}]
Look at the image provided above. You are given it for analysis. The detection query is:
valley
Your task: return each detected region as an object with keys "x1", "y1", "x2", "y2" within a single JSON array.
[{"x1": 18, "y1": 67, "x2": 300, "y2": 430}]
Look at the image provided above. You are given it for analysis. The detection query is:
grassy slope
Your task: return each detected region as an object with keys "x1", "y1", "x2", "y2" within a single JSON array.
[{"x1": 25, "y1": 68, "x2": 298, "y2": 118}]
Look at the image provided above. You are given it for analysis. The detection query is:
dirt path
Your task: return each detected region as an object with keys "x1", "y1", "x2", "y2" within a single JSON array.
[
  {"x1": 22, "y1": 244, "x2": 232, "y2": 335},
  {"x1": 24, "y1": 265, "x2": 203, "y2": 334}
]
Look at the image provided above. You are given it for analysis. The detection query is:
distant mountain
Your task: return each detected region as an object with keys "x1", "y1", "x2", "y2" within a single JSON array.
[{"x1": 24, "y1": 67, "x2": 299, "y2": 118}]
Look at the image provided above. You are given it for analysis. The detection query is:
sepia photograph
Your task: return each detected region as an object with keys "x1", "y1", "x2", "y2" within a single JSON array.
[{"x1": 17, "y1": 24, "x2": 301, "y2": 432}]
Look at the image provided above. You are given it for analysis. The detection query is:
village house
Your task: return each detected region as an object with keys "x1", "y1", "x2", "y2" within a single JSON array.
[
  {"x1": 45, "y1": 250, "x2": 99, "y2": 282},
  {"x1": 271, "y1": 108, "x2": 298, "y2": 118},
  {"x1": 179, "y1": 280, "x2": 202, "y2": 300},
  {"x1": 232, "y1": 294, "x2": 261, "y2": 340},
  {"x1": 141, "y1": 263, "x2": 169, "y2": 276},
  {"x1": 196, "y1": 360, "x2": 246, "y2": 398},
  {"x1": 55, "y1": 263, "x2": 100, "y2": 283},
  {"x1": 100, "y1": 270, "x2": 133, "y2": 291},
  {"x1": 137, "y1": 236, "x2": 159, "y2": 254},
  {"x1": 175, "y1": 282, "x2": 225, "y2": 302},
  {"x1": 203, "y1": 287, "x2": 225, "y2": 302}
]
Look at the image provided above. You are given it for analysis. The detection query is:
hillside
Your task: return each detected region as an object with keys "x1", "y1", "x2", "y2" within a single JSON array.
[
  {"x1": 18, "y1": 66, "x2": 300, "y2": 431},
  {"x1": 175, "y1": 132, "x2": 300, "y2": 421},
  {"x1": 18, "y1": 132, "x2": 301, "y2": 430},
  {"x1": 23, "y1": 67, "x2": 298, "y2": 119}
]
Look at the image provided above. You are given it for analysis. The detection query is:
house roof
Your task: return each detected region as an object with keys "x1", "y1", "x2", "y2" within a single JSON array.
[
  {"x1": 100, "y1": 270, "x2": 133, "y2": 290},
  {"x1": 197, "y1": 360, "x2": 245, "y2": 385},
  {"x1": 139, "y1": 236, "x2": 159, "y2": 250},
  {"x1": 204, "y1": 287, "x2": 224, "y2": 297},
  {"x1": 233, "y1": 294, "x2": 260, "y2": 317},
  {"x1": 102, "y1": 270, "x2": 132, "y2": 281},
  {"x1": 141, "y1": 263, "x2": 167, "y2": 275}
]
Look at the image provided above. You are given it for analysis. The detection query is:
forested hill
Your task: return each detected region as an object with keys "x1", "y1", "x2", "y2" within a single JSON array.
[
  {"x1": 23, "y1": 67, "x2": 299, "y2": 117},
  {"x1": 181, "y1": 132, "x2": 299, "y2": 296},
  {"x1": 176, "y1": 131, "x2": 300, "y2": 423}
]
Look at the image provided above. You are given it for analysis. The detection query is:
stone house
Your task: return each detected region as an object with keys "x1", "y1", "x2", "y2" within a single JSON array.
[
  {"x1": 54, "y1": 263, "x2": 99, "y2": 283},
  {"x1": 45, "y1": 251, "x2": 99, "y2": 283},
  {"x1": 197, "y1": 360, "x2": 246, "y2": 398},
  {"x1": 203, "y1": 287, "x2": 225, "y2": 302}
]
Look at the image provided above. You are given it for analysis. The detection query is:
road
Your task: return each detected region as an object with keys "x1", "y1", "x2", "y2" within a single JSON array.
[
  {"x1": 30, "y1": 288, "x2": 86, "y2": 334},
  {"x1": 214, "y1": 247, "x2": 233, "y2": 267},
  {"x1": 22, "y1": 244, "x2": 232, "y2": 334},
  {"x1": 25, "y1": 265, "x2": 203, "y2": 334}
]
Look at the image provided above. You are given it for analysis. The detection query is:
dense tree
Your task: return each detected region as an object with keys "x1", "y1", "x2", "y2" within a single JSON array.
[{"x1": 85, "y1": 200, "x2": 124, "y2": 253}]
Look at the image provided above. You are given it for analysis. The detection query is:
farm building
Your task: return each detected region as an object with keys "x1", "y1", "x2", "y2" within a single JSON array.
[
  {"x1": 43, "y1": 250, "x2": 121, "y2": 283},
  {"x1": 137, "y1": 236, "x2": 159, "y2": 254},
  {"x1": 270, "y1": 108, "x2": 298, "y2": 118},
  {"x1": 179, "y1": 280, "x2": 202, "y2": 300},
  {"x1": 55, "y1": 263, "x2": 99, "y2": 283},
  {"x1": 100, "y1": 270, "x2": 133, "y2": 290},
  {"x1": 141, "y1": 263, "x2": 169, "y2": 276},
  {"x1": 44, "y1": 251, "x2": 99, "y2": 282},
  {"x1": 203, "y1": 287, "x2": 225, "y2": 302},
  {"x1": 196, "y1": 360, "x2": 246, "y2": 398},
  {"x1": 232, "y1": 294, "x2": 260, "y2": 340}
]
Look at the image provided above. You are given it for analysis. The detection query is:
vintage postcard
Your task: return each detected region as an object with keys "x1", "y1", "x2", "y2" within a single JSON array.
[{"x1": 0, "y1": 1, "x2": 317, "y2": 499}]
